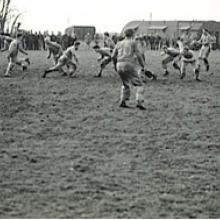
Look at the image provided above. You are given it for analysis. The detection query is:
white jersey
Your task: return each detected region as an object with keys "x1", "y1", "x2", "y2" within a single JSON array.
[
  {"x1": 64, "y1": 46, "x2": 77, "y2": 60},
  {"x1": 104, "y1": 36, "x2": 115, "y2": 49},
  {"x1": 46, "y1": 41, "x2": 63, "y2": 56},
  {"x1": 199, "y1": 34, "x2": 215, "y2": 45},
  {"x1": 8, "y1": 39, "x2": 23, "y2": 57}
]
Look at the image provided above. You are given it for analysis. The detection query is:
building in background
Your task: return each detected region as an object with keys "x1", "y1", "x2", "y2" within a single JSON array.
[
  {"x1": 122, "y1": 20, "x2": 220, "y2": 48},
  {"x1": 65, "y1": 26, "x2": 96, "y2": 41}
]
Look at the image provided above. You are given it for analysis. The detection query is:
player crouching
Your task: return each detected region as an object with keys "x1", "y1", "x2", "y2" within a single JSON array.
[
  {"x1": 44, "y1": 36, "x2": 63, "y2": 65},
  {"x1": 161, "y1": 45, "x2": 181, "y2": 77},
  {"x1": 180, "y1": 45, "x2": 200, "y2": 81},
  {"x1": 43, "y1": 41, "x2": 80, "y2": 78},
  {"x1": 1, "y1": 33, "x2": 30, "y2": 77},
  {"x1": 92, "y1": 45, "x2": 114, "y2": 77}
]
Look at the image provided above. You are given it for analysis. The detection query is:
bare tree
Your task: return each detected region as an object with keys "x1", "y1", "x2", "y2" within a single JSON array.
[
  {"x1": 0, "y1": 0, "x2": 11, "y2": 31},
  {"x1": 10, "y1": 13, "x2": 22, "y2": 34},
  {"x1": 0, "y1": 0, "x2": 22, "y2": 33}
]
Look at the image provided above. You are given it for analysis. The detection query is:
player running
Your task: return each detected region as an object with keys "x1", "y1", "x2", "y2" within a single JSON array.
[
  {"x1": 197, "y1": 29, "x2": 216, "y2": 72},
  {"x1": 1, "y1": 33, "x2": 30, "y2": 77},
  {"x1": 42, "y1": 41, "x2": 80, "y2": 78},
  {"x1": 112, "y1": 27, "x2": 148, "y2": 110}
]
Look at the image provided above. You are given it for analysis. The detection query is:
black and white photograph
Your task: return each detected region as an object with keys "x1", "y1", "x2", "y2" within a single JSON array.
[{"x1": 0, "y1": 0, "x2": 219, "y2": 218}]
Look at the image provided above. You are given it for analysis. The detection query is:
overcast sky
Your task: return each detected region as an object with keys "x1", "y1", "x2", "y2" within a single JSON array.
[{"x1": 13, "y1": 0, "x2": 220, "y2": 33}]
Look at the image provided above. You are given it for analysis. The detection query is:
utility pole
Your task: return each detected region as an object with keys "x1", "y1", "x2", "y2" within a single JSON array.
[{"x1": 150, "y1": 12, "x2": 152, "y2": 21}]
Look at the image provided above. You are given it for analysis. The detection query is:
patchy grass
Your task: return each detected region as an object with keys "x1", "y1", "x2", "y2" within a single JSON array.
[{"x1": 0, "y1": 49, "x2": 219, "y2": 218}]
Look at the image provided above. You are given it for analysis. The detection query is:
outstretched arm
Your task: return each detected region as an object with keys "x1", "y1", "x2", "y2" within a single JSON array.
[
  {"x1": 0, "y1": 35, "x2": 13, "y2": 41},
  {"x1": 1, "y1": 47, "x2": 8, "y2": 52}
]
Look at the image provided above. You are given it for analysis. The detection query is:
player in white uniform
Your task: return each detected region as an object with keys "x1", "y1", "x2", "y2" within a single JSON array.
[
  {"x1": 161, "y1": 45, "x2": 181, "y2": 76},
  {"x1": 84, "y1": 33, "x2": 92, "y2": 49},
  {"x1": 197, "y1": 29, "x2": 215, "y2": 72},
  {"x1": 43, "y1": 42, "x2": 80, "y2": 78},
  {"x1": 1, "y1": 33, "x2": 30, "y2": 77},
  {"x1": 103, "y1": 32, "x2": 115, "y2": 49},
  {"x1": 45, "y1": 37, "x2": 63, "y2": 65}
]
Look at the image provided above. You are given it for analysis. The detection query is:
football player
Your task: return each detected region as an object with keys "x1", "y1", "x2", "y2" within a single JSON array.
[
  {"x1": 197, "y1": 29, "x2": 216, "y2": 72},
  {"x1": 92, "y1": 45, "x2": 114, "y2": 77},
  {"x1": 161, "y1": 45, "x2": 181, "y2": 76},
  {"x1": 45, "y1": 37, "x2": 63, "y2": 65},
  {"x1": 43, "y1": 41, "x2": 80, "y2": 78},
  {"x1": 179, "y1": 44, "x2": 200, "y2": 81},
  {"x1": 112, "y1": 27, "x2": 147, "y2": 110},
  {"x1": 180, "y1": 27, "x2": 193, "y2": 48},
  {"x1": 1, "y1": 33, "x2": 30, "y2": 77},
  {"x1": 84, "y1": 33, "x2": 92, "y2": 49},
  {"x1": 103, "y1": 32, "x2": 115, "y2": 49}
]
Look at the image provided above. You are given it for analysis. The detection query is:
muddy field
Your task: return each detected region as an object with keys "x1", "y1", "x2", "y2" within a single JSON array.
[{"x1": 0, "y1": 48, "x2": 219, "y2": 218}]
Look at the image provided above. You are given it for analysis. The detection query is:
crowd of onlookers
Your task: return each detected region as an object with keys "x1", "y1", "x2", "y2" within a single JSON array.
[
  {"x1": 0, "y1": 31, "x2": 77, "y2": 50},
  {"x1": 92, "y1": 32, "x2": 172, "y2": 50},
  {"x1": 83, "y1": 32, "x2": 171, "y2": 50},
  {"x1": 0, "y1": 29, "x2": 217, "y2": 51}
]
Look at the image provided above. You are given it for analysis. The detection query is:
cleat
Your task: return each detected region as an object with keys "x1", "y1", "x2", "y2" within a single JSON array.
[
  {"x1": 206, "y1": 65, "x2": 210, "y2": 72},
  {"x1": 94, "y1": 74, "x2": 102, "y2": 78},
  {"x1": 136, "y1": 104, "x2": 146, "y2": 110},
  {"x1": 163, "y1": 70, "x2": 169, "y2": 77},
  {"x1": 42, "y1": 70, "x2": 47, "y2": 78},
  {"x1": 195, "y1": 68, "x2": 200, "y2": 80},
  {"x1": 152, "y1": 74, "x2": 157, "y2": 80},
  {"x1": 119, "y1": 101, "x2": 129, "y2": 108},
  {"x1": 136, "y1": 101, "x2": 146, "y2": 110},
  {"x1": 195, "y1": 77, "x2": 202, "y2": 82},
  {"x1": 61, "y1": 72, "x2": 68, "y2": 77},
  {"x1": 180, "y1": 72, "x2": 186, "y2": 80},
  {"x1": 4, "y1": 74, "x2": 11, "y2": 78},
  {"x1": 22, "y1": 65, "x2": 27, "y2": 71},
  {"x1": 25, "y1": 58, "x2": 30, "y2": 65}
]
